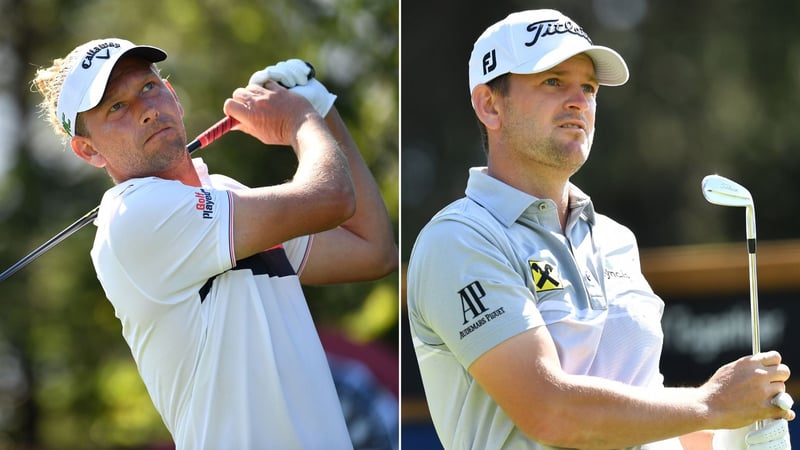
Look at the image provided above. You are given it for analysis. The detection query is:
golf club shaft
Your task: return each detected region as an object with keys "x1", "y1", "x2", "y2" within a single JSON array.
[
  {"x1": 745, "y1": 205, "x2": 760, "y2": 356},
  {"x1": 0, "y1": 116, "x2": 238, "y2": 283},
  {"x1": 748, "y1": 248, "x2": 760, "y2": 356},
  {"x1": 746, "y1": 206, "x2": 763, "y2": 431}
]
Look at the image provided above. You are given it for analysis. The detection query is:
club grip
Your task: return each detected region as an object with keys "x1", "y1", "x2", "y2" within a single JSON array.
[{"x1": 187, "y1": 116, "x2": 239, "y2": 152}]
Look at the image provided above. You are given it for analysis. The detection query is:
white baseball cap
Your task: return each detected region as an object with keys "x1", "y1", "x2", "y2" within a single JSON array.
[
  {"x1": 56, "y1": 38, "x2": 167, "y2": 137},
  {"x1": 468, "y1": 9, "x2": 629, "y2": 93}
]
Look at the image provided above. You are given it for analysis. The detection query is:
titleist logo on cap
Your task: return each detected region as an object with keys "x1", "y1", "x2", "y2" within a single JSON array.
[
  {"x1": 80, "y1": 41, "x2": 122, "y2": 69},
  {"x1": 524, "y1": 18, "x2": 592, "y2": 48}
]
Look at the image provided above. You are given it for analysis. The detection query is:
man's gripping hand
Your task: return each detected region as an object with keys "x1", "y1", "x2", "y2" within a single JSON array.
[{"x1": 248, "y1": 58, "x2": 337, "y2": 116}]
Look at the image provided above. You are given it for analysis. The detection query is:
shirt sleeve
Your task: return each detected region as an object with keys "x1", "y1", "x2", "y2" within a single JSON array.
[
  {"x1": 94, "y1": 178, "x2": 234, "y2": 304},
  {"x1": 407, "y1": 216, "x2": 545, "y2": 369},
  {"x1": 207, "y1": 173, "x2": 312, "y2": 274}
]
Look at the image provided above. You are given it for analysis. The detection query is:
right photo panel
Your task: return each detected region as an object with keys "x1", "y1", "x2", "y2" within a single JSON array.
[{"x1": 401, "y1": 0, "x2": 800, "y2": 448}]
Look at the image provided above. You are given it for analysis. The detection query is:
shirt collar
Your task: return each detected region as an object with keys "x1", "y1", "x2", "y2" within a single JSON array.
[
  {"x1": 192, "y1": 157, "x2": 213, "y2": 187},
  {"x1": 464, "y1": 166, "x2": 596, "y2": 227},
  {"x1": 567, "y1": 183, "x2": 597, "y2": 227}
]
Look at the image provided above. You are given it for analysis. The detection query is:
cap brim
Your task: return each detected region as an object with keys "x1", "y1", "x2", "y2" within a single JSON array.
[
  {"x1": 125, "y1": 46, "x2": 168, "y2": 65},
  {"x1": 511, "y1": 45, "x2": 629, "y2": 86},
  {"x1": 584, "y1": 47, "x2": 629, "y2": 86}
]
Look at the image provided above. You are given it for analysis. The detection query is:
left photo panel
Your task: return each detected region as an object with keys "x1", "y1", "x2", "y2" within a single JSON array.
[{"x1": 0, "y1": 1, "x2": 399, "y2": 449}]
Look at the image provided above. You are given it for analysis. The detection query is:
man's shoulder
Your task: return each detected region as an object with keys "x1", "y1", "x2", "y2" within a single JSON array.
[
  {"x1": 96, "y1": 177, "x2": 224, "y2": 234},
  {"x1": 412, "y1": 198, "x2": 496, "y2": 251},
  {"x1": 427, "y1": 196, "x2": 499, "y2": 229},
  {"x1": 410, "y1": 196, "x2": 508, "y2": 270},
  {"x1": 592, "y1": 211, "x2": 636, "y2": 236},
  {"x1": 103, "y1": 176, "x2": 183, "y2": 201}
]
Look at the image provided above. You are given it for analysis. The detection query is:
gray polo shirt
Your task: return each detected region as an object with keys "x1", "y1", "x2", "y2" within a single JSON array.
[{"x1": 407, "y1": 167, "x2": 680, "y2": 450}]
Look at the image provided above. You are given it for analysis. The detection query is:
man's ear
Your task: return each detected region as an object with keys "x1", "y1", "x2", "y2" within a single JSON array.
[
  {"x1": 163, "y1": 79, "x2": 184, "y2": 117},
  {"x1": 71, "y1": 136, "x2": 107, "y2": 168},
  {"x1": 471, "y1": 84, "x2": 502, "y2": 131}
]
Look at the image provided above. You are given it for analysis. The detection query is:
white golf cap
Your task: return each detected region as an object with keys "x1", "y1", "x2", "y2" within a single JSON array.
[
  {"x1": 56, "y1": 38, "x2": 167, "y2": 137},
  {"x1": 468, "y1": 9, "x2": 629, "y2": 93}
]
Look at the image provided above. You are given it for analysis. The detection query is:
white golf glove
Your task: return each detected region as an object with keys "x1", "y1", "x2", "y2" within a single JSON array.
[
  {"x1": 249, "y1": 58, "x2": 311, "y2": 87},
  {"x1": 712, "y1": 393, "x2": 793, "y2": 450},
  {"x1": 748, "y1": 420, "x2": 792, "y2": 450},
  {"x1": 712, "y1": 420, "x2": 791, "y2": 450},
  {"x1": 248, "y1": 58, "x2": 337, "y2": 116}
]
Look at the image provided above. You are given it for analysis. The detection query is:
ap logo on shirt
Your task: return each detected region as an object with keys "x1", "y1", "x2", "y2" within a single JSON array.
[{"x1": 528, "y1": 260, "x2": 563, "y2": 292}]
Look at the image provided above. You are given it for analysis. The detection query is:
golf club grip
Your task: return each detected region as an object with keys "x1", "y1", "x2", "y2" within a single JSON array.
[
  {"x1": 0, "y1": 117, "x2": 235, "y2": 283},
  {"x1": 187, "y1": 116, "x2": 238, "y2": 153}
]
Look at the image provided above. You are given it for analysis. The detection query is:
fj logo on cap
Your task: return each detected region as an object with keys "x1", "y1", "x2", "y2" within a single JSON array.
[
  {"x1": 482, "y1": 49, "x2": 497, "y2": 75},
  {"x1": 525, "y1": 18, "x2": 592, "y2": 48},
  {"x1": 529, "y1": 260, "x2": 563, "y2": 292}
]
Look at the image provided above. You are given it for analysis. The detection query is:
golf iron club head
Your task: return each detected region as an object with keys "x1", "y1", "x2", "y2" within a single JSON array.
[
  {"x1": 701, "y1": 174, "x2": 753, "y2": 208},
  {"x1": 701, "y1": 174, "x2": 756, "y2": 240}
]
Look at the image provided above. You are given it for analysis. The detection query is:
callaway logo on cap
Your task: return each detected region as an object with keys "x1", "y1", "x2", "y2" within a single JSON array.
[
  {"x1": 57, "y1": 38, "x2": 167, "y2": 137},
  {"x1": 468, "y1": 9, "x2": 629, "y2": 93}
]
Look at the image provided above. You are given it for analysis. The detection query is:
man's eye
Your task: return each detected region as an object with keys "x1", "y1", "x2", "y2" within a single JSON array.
[
  {"x1": 109, "y1": 103, "x2": 122, "y2": 112},
  {"x1": 544, "y1": 78, "x2": 559, "y2": 86},
  {"x1": 142, "y1": 82, "x2": 154, "y2": 92},
  {"x1": 583, "y1": 84, "x2": 597, "y2": 94}
]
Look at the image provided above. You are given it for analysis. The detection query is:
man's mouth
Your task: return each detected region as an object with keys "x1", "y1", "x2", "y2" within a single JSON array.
[
  {"x1": 558, "y1": 120, "x2": 585, "y2": 130},
  {"x1": 145, "y1": 126, "x2": 172, "y2": 144}
]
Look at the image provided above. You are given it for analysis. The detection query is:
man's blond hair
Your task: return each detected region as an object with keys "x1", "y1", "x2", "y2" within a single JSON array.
[{"x1": 30, "y1": 41, "x2": 99, "y2": 142}]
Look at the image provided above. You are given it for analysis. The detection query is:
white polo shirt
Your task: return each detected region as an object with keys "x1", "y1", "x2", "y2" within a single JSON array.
[
  {"x1": 90, "y1": 159, "x2": 353, "y2": 450},
  {"x1": 407, "y1": 167, "x2": 681, "y2": 450}
]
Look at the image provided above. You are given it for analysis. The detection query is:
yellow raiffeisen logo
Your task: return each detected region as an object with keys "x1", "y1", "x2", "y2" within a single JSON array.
[{"x1": 529, "y1": 261, "x2": 563, "y2": 292}]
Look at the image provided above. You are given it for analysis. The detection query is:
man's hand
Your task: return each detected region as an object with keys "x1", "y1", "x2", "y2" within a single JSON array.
[
  {"x1": 249, "y1": 59, "x2": 337, "y2": 117},
  {"x1": 703, "y1": 352, "x2": 793, "y2": 428}
]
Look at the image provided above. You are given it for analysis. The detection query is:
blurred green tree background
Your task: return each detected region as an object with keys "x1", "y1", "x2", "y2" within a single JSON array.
[{"x1": 0, "y1": 0, "x2": 398, "y2": 448}]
